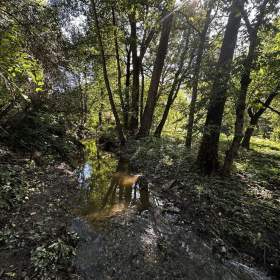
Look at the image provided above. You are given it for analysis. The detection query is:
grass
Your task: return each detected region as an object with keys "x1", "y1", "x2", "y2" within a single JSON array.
[{"x1": 219, "y1": 136, "x2": 280, "y2": 186}]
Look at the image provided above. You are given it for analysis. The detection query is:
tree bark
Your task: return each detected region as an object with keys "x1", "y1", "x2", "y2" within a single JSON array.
[
  {"x1": 124, "y1": 46, "x2": 131, "y2": 128},
  {"x1": 92, "y1": 0, "x2": 126, "y2": 145},
  {"x1": 185, "y1": 3, "x2": 213, "y2": 147},
  {"x1": 112, "y1": 6, "x2": 125, "y2": 121},
  {"x1": 196, "y1": 0, "x2": 244, "y2": 174},
  {"x1": 140, "y1": 65, "x2": 145, "y2": 122},
  {"x1": 137, "y1": 12, "x2": 174, "y2": 138},
  {"x1": 222, "y1": 41, "x2": 255, "y2": 174},
  {"x1": 129, "y1": 11, "x2": 140, "y2": 132},
  {"x1": 98, "y1": 88, "x2": 104, "y2": 130},
  {"x1": 241, "y1": 125, "x2": 254, "y2": 149},
  {"x1": 222, "y1": 0, "x2": 270, "y2": 175}
]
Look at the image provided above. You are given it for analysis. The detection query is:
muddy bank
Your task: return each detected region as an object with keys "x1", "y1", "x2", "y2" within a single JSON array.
[
  {"x1": 72, "y1": 203, "x2": 270, "y2": 280},
  {"x1": 72, "y1": 139, "x2": 274, "y2": 280}
]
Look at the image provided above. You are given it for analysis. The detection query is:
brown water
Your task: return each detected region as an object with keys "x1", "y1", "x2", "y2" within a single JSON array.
[{"x1": 76, "y1": 140, "x2": 150, "y2": 223}]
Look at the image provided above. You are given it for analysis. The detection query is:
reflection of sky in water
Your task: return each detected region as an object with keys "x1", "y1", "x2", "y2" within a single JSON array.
[
  {"x1": 82, "y1": 163, "x2": 92, "y2": 179},
  {"x1": 78, "y1": 163, "x2": 92, "y2": 189},
  {"x1": 77, "y1": 140, "x2": 151, "y2": 220}
]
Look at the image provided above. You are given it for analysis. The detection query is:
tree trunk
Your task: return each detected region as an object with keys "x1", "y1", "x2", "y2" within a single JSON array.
[
  {"x1": 185, "y1": 3, "x2": 213, "y2": 148},
  {"x1": 137, "y1": 12, "x2": 174, "y2": 138},
  {"x1": 92, "y1": 0, "x2": 126, "y2": 145},
  {"x1": 196, "y1": 0, "x2": 244, "y2": 175},
  {"x1": 222, "y1": 0, "x2": 270, "y2": 175},
  {"x1": 124, "y1": 47, "x2": 131, "y2": 128},
  {"x1": 98, "y1": 88, "x2": 104, "y2": 130},
  {"x1": 129, "y1": 12, "x2": 140, "y2": 133},
  {"x1": 112, "y1": 6, "x2": 125, "y2": 121},
  {"x1": 140, "y1": 65, "x2": 145, "y2": 122},
  {"x1": 241, "y1": 89, "x2": 279, "y2": 149},
  {"x1": 222, "y1": 53, "x2": 254, "y2": 174},
  {"x1": 154, "y1": 28, "x2": 191, "y2": 137},
  {"x1": 154, "y1": 80, "x2": 181, "y2": 137},
  {"x1": 242, "y1": 126, "x2": 254, "y2": 149}
]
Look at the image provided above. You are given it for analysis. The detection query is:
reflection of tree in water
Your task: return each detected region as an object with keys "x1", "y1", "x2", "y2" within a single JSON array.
[
  {"x1": 102, "y1": 156, "x2": 134, "y2": 208},
  {"x1": 101, "y1": 156, "x2": 150, "y2": 211},
  {"x1": 81, "y1": 141, "x2": 150, "y2": 216},
  {"x1": 84, "y1": 141, "x2": 118, "y2": 210}
]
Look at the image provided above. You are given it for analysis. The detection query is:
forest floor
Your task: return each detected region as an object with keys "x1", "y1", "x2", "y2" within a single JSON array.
[
  {"x1": 0, "y1": 145, "x2": 80, "y2": 279},
  {"x1": 124, "y1": 136, "x2": 280, "y2": 278},
  {"x1": 0, "y1": 136, "x2": 279, "y2": 280}
]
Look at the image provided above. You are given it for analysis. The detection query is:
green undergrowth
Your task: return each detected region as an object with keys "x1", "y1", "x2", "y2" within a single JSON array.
[{"x1": 126, "y1": 136, "x2": 280, "y2": 277}]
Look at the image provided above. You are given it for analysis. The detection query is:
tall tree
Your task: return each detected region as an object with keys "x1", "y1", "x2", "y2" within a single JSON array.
[
  {"x1": 128, "y1": 10, "x2": 141, "y2": 132},
  {"x1": 128, "y1": 6, "x2": 156, "y2": 133},
  {"x1": 196, "y1": 0, "x2": 244, "y2": 174},
  {"x1": 185, "y1": 1, "x2": 214, "y2": 148},
  {"x1": 124, "y1": 45, "x2": 131, "y2": 128},
  {"x1": 91, "y1": 0, "x2": 126, "y2": 144},
  {"x1": 222, "y1": 0, "x2": 272, "y2": 175},
  {"x1": 112, "y1": 5, "x2": 126, "y2": 123},
  {"x1": 137, "y1": 11, "x2": 174, "y2": 138}
]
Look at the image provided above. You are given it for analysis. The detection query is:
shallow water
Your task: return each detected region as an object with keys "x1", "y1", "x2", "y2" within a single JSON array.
[
  {"x1": 72, "y1": 140, "x2": 272, "y2": 280},
  {"x1": 76, "y1": 141, "x2": 150, "y2": 222}
]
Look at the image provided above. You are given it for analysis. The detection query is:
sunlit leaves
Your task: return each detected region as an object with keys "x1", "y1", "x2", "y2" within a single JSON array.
[{"x1": 0, "y1": 8, "x2": 45, "y2": 103}]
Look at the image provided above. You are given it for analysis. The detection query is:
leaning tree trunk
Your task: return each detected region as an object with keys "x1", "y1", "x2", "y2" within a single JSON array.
[
  {"x1": 92, "y1": 0, "x2": 126, "y2": 145},
  {"x1": 241, "y1": 89, "x2": 279, "y2": 149},
  {"x1": 154, "y1": 28, "x2": 191, "y2": 137},
  {"x1": 112, "y1": 6, "x2": 126, "y2": 122},
  {"x1": 196, "y1": 0, "x2": 244, "y2": 175},
  {"x1": 222, "y1": 0, "x2": 270, "y2": 175},
  {"x1": 154, "y1": 81, "x2": 181, "y2": 137},
  {"x1": 137, "y1": 12, "x2": 174, "y2": 138},
  {"x1": 186, "y1": 3, "x2": 213, "y2": 148}
]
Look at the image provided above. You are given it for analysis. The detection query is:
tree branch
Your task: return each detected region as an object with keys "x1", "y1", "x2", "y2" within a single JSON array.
[
  {"x1": 140, "y1": 29, "x2": 156, "y2": 62},
  {"x1": 257, "y1": 100, "x2": 280, "y2": 116},
  {"x1": 238, "y1": 3, "x2": 254, "y2": 37}
]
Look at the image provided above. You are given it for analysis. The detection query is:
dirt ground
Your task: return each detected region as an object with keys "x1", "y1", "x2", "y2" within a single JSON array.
[{"x1": 0, "y1": 145, "x2": 80, "y2": 279}]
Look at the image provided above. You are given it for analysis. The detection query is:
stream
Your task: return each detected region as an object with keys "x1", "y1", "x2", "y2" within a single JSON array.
[{"x1": 71, "y1": 140, "x2": 272, "y2": 280}]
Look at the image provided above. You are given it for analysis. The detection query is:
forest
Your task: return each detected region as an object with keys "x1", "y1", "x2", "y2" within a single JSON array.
[{"x1": 0, "y1": 0, "x2": 280, "y2": 279}]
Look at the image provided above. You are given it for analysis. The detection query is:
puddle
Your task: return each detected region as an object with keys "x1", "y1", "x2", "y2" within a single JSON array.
[
  {"x1": 75, "y1": 140, "x2": 150, "y2": 223},
  {"x1": 72, "y1": 140, "x2": 273, "y2": 280}
]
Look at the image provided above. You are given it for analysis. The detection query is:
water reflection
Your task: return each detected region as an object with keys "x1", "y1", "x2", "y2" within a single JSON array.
[{"x1": 77, "y1": 140, "x2": 150, "y2": 222}]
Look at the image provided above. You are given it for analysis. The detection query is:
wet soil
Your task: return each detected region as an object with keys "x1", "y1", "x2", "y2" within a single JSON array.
[{"x1": 72, "y1": 140, "x2": 274, "y2": 280}]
